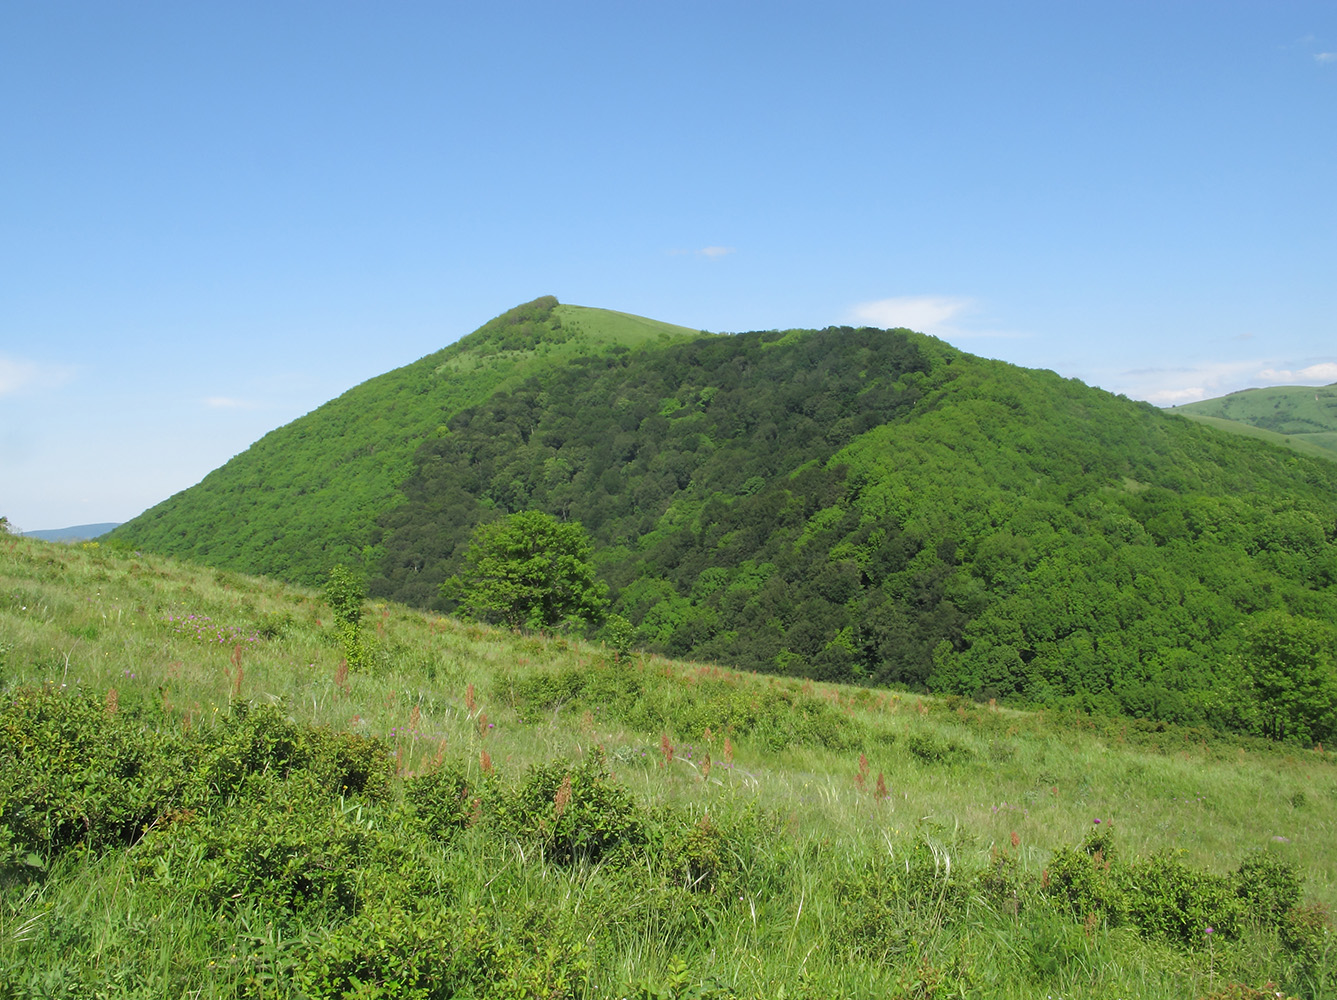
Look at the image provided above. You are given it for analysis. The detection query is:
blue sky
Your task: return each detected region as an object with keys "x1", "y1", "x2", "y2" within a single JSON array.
[{"x1": 2, "y1": 2, "x2": 1334, "y2": 531}]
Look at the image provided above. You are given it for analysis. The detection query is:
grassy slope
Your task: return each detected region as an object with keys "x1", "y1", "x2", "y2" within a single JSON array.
[
  {"x1": 1174, "y1": 384, "x2": 1337, "y2": 462},
  {"x1": 1177, "y1": 414, "x2": 1337, "y2": 463},
  {"x1": 2, "y1": 533, "x2": 1333, "y2": 998},
  {"x1": 554, "y1": 303, "x2": 707, "y2": 345},
  {"x1": 108, "y1": 299, "x2": 705, "y2": 585}
]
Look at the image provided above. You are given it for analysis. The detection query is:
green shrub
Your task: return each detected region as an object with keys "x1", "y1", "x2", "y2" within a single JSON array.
[
  {"x1": 1043, "y1": 829, "x2": 1128, "y2": 929},
  {"x1": 832, "y1": 839, "x2": 969, "y2": 961},
  {"x1": 134, "y1": 772, "x2": 411, "y2": 919},
  {"x1": 498, "y1": 749, "x2": 644, "y2": 865},
  {"x1": 1124, "y1": 851, "x2": 1240, "y2": 945},
  {"x1": 905, "y1": 730, "x2": 973, "y2": 765},
  {"x1": 0, "y1": 686, "x2": 192, "y2": 868},
  {"x1": 404, "y1": 762, "x2": 474, "y2": 842},
  {"x1": 195, "y1": 703, "x2": 393, "y2": 802},
  {"x1": 1279, "y1": 903, "x2": 1334, "y2": 995},
  {"x1": 252, "y1": 609, "x2": 296, "y2": 639},
  {"x1": 1045, "y1": 828, "x2": 1267, "y2": 949},
  {"x1": 1234, "y1": 851, "x2": 1302, "y2": 929}
]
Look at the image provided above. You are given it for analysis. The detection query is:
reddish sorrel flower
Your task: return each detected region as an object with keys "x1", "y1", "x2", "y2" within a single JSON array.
[{"x1": 554, "y1": 774, "x2": 572, "y2": 821}]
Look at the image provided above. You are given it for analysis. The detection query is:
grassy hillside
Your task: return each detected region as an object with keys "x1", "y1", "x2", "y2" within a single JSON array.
[
  {"x1": 2, "y1": 533, "x2": 1335, "y2": 998},
  {"x1": 109, "y1": 298, "x2": 703, "y2": 584},
  {"x1": 1175, "y1": 384, "x2": 1337, "y2": 462}
]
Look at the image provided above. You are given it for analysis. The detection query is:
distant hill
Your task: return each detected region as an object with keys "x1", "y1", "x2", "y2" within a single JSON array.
[
  {"x1": 23, "y1": 522, "x2": 120, "y2": 542},
  {"x1": 111, "y1": 297, "x2": 1337, "y2": 727},
  {"x1": 1173, "y1": 382, "x2": 1337, "y2": 461}
]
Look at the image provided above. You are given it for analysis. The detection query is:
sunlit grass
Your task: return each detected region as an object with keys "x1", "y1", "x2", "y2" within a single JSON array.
[{"x1": 1, "y1": 533, "x2": 1333, "y2": 997}]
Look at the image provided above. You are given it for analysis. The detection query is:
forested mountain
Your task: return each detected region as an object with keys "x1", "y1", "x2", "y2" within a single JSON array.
[
  {"x1": 111, "y1": 298, "x2": 702, "y2": 579},
  {"x1": 1175, "y1": 382, "x2": 1337, "y2": 461},
  {"x1": 112, "y1": 297, "x2": 1337, "y2": 731}
]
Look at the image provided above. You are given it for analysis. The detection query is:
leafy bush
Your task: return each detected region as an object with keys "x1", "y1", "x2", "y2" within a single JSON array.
[
  {"x1": 324, "y1": 565, "x2": 373, "y2": 672},
  {"x1": 1044, "y1": 828, "x2": 1293, "y2": 948},
  {"x1": 1043, "y1": 828, "x2": 1129, "y2": 929},
  {"x1": 832, "y1": 840, "x2": 969, "y2": 961},
  {"x1": 134, "y1": 772, "x2": 411, "y2": 919},
  {"x1": 302, "y1": 899, "x2": 594, "y2": 1000},
  {"x1": 1124, "y1": 851, "x2": 1240, "y2": 945},
  {"x1": 497, "y1": 749, "x2": 643, "y2": 865},
  {"x1": 1279, "y1": 903, "x2": 1334, "y2": 996},
  {"x1": 1234, "y1": 851, "x2": 1302, "y2": 928},
  {"x1": 905, "y1": 730, "x2": 974, "y2": 766},
  {"x1": 404, "y1": 762, "x2": 474, "y2": 842},
  {"x1": 0, "y1": 686, "x2": 193, "y2": 868},
  {"x1": 195, "y1": 703, "x2": 393, "y2": 802}
]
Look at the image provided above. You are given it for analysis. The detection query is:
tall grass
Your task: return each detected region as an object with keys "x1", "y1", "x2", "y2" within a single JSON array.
[{"x1": 0, "y1": 533, "x2": 1333, "y2": 998}]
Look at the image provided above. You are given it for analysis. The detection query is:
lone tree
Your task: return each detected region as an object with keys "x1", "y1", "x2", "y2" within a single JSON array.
[
  {"x1": 1239, "y1": 608, "x2": 1337, "y2": 745},
  {"x1": 324, "y1": 564, "x2": 370, "y2": 670},
  {"x1": 443, "y1": 511, "x2": 607, "y2": 632}
]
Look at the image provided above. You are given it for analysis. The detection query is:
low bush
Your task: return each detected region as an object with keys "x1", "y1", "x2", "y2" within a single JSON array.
[
  {"x1": 497, "y1": 748, "x2": 644, "y2": 865},
  {"x1": 404, "y1": 761, "x2": 474, "y2": 842},
  {"x1": 0, "y1": 686, "x2": 193, "y2": 869}
]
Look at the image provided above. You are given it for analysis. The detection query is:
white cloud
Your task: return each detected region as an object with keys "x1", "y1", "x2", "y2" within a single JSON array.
[
  {"x1": 697, "y1": 246, "x2": 735, "y2": 258},
  {"x1": 846, "y1": 295, "x2": 1027, "y2": 341},
  {"x1": 849, "y1": 296, "x2": 968, "y2": 333},
  {"x1": 1107, "y1": 358, "x2": 1337, "y2": 406},
  {"x1": 204, "y1": 396, "x2": 262, "y2": 410},
  {"x1": 1258, "y1": 362, "x2": 1337, "y2": 383},
  {"x1": 0, "y1": 356, "x2": 74, "y2": 397},
  {"x1": 1316, "y1": 52, "x2": 1336, "y2": 63},
  {"x1": 1147, "y1": 386, "x2": 1210, "y2": 405}
]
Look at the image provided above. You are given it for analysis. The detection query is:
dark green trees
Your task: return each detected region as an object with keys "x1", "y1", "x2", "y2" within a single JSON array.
[{"x1": 443, "y1": 511, "x2": 607, "y2": 632}]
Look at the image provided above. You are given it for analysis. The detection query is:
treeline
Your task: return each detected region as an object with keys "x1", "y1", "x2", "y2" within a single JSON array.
[{"x1": 373, "y1": 332, "x2": 1337, "y2": 740}]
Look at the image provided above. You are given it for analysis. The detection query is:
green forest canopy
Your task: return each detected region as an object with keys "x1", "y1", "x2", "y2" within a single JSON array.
[{"x1": 111, "y1": 298, "x2": 1337, "y2": 741}]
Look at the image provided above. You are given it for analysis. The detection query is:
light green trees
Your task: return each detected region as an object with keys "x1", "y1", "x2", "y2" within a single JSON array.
[
  {"x1": 443, "y1": 511, "x2": 607, "y2": 632},
  {"x1": 1237, "y1": 609, "x2": 1337, "y2": 745}
]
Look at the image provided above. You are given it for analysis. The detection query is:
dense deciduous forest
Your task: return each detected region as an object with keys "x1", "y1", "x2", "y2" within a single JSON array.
[{"x1": 111, "y1": 298, "x2": 1337, "y2": 742}]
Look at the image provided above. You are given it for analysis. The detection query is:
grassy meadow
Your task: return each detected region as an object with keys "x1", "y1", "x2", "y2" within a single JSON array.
[{"x1": 1, "y1": 532, "x2": 1333, "y2": 998}]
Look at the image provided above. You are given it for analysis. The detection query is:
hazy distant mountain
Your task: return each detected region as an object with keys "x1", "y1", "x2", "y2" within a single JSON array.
[{"x1": 23, "y1": 522, "x2": 121, "y2": 542}]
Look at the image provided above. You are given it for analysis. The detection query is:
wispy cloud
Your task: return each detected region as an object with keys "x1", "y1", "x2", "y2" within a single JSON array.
[
  {"x1": 847, "y1": 295, "x2": 1026, "y2": 340},
  {"x1": 204, "y1": 396, "x2": 262, "y2": 410},
  {"x1": 0, "y1": 355, "x2": 74, "y2": 397},
  {"x1": 1316, "y1": 52, "x2": 1336, "y2": 63},
  {"x1": 668, "y1": 245, "x2": 737, "y2": 259}
]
